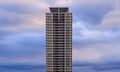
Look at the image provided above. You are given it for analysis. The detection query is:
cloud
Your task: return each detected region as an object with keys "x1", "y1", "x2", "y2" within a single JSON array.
[
  {"x1": 0, "y1": 65, "x2": 45, "y2": 72},
  {"x1": 100, "y1": 10, "x2": 120, "y2": 29},
  {"x1": 72, "y1": 21, "x2": 120, "y2": 65},
  {"x1": 73, "y1": 22, "x2": 120, "y2": 43},
  {"x1": 0, "y1": 0, "x2": 50, "y2": 9},
  {"x1": 54, "y1": 0, "x2": 114, "y2": 6},
  {"x1": 73, "y1": 0, "x2": 113, "y2": 5},
  {"x1": 0, "y1": 0, "x2": 120, "y2": 72},
  {"x1": 0, "y1": 0, "x2": 50, "y2": 34},
  {"x1": 0, "y1": 8, "x2": 44, "y2": 29},
  {"x1": 71, "y1": 4, "x2": 112, "y2": 26},
  {"x1": 73, "y1": 64, "x2": 120, "y2": 72},
  {"x1": 73, "y1": 42, "x2": 120, "y2": 63},
  {"x1": 0, "y1": 31, "x2": 45, "y2": 65},
  {"x1": 0, "y1": 0, "x2": 48, "y2": 65},
  {"x1": 100, "y1": 0, "x2": 120, "y2": 29},
  {"x1": 73, "y1": 47, "x2": 103, "y2": 63}
]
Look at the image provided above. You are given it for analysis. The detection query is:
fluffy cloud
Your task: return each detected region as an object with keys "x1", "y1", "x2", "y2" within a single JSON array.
[
  {"x1": 0, "y1": 0, "x2": 50, "y2": 33},
  {"x1": 100, "y1": 10, "x2": 120, "y2": 29},
  {"x1": 0, "y1": 0, "x2": 50, "y2": 9},
  {"x1": 73, "y1": 21, "x2": 120, "y2": 70},
  {"x1": 73, "y1": 42, "x2": 120, "y2": 63},
  {"x1": 72, "y1": 21, "x2": 120, "y2": 65},
  {"x1": 0, "y1": 0, "x2": 47, "y2": 65},
  {"x1": 73, "y1": 22, "x2": 120, "y2": 42},
  {"x1": 0, "y1": 31, "x2": 45, "y2": 65},
  {"x1": 100, "y1": 0, "x2": 120, "y2": 29},
  {"x1": 0, "y1": 0, "x2": 120, "y2": 72},
  {"x1": 55, "y1": 0, "x2": 113, "y2": 6}
]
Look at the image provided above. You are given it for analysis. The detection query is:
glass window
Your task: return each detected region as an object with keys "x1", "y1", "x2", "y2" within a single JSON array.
[
  {"x1": 50, "y1": 8, "x2": 58, "y2": 12},
  {"x1": 60, "y1": 8, "x2": 68, "y2": 12}
]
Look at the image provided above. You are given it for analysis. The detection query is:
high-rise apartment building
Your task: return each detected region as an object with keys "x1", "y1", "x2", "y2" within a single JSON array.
[{"x1": 46, "y1": 7, "x2": 72, "y2": 72}]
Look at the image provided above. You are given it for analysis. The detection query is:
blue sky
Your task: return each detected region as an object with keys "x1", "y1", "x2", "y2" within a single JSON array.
[{"x1": 0, "y1": 0, "x2": 120, "y2": 72}]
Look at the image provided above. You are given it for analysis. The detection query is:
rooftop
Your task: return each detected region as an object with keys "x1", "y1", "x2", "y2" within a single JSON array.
[{"x1": 50, "y1": 7, "x2": 69, "y2": 12}]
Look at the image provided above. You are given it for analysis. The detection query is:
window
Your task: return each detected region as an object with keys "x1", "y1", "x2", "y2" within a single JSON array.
[
  {"x1": 59, "y1": 8, "x2": 68, "y2": 12},
  {"x1": 50, "y1": 8, "x2": 58, "y2": 12}
]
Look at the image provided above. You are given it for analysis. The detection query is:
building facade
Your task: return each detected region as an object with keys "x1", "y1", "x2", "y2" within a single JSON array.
[{"x1": 46, "y1": 7, "x2": 72, "y2": 72}]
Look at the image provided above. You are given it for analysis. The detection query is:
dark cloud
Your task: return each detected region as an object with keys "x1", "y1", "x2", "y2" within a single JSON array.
[
  {"x1": 73, "y1": 63, "x2": 120, "y2": 72},
  {"x1": 72, "y1": 21, "x2": 120, "y2": 48},
  {"x1": 71, "y1": 5, "x2": 112, "y2": 25},
  {"x1": 0, "y1": 33, "x2": 44, "y2": 54},
  {"x1": 0, "y1": 31, "x2": 46, "y2": 65},
  {"x1": 0, "y1": 64, "x2": 45, "y2": 72},
  {"x1": 0, "y1": 10, "x2": 25, "y2": 26},
  {"x1": 0, "y1": 65, "x2": 45, "y2": 70},
  {"x1": 1, "y1": 63, "x2": 120, "y2": 72},
  {"x1": 0, "y1": 0, "x2": 120, "y2": 72},
  {"x1": 0, "y1": 4, "x2": 29, "y2": 26},
  {"x1": 0, "y1": 3, "x2": 44, "y2": 27}
]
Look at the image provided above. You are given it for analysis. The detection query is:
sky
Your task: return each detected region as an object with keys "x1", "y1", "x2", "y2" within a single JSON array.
[{"x1": 0, "y1": 0, "x2": 120, "y2": 72}]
